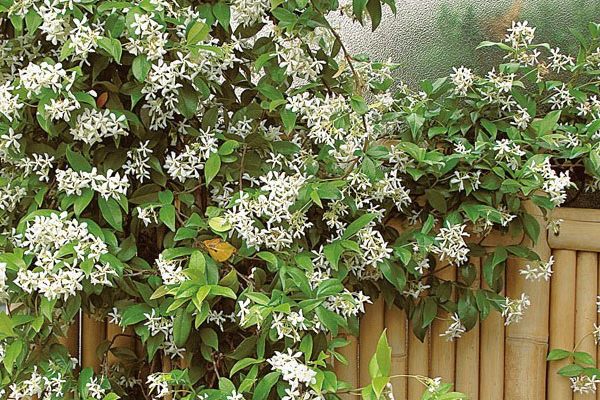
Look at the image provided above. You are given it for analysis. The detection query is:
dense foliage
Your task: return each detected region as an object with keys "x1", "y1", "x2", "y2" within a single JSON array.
[{"x1": 2, "y1": 0, "x2": 600, "y2": 398}]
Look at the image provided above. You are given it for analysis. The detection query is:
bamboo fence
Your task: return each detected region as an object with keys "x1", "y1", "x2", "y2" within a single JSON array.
[
  {"x1": 53, "y1": 207, "x2": 600, "y2": 399},
  {"x1": 333, "y1": 207, "x2": 600, "y2": 399}
]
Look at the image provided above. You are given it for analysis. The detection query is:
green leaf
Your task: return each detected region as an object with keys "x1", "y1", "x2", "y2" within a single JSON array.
[
  {"x1": 187, "y1": 21, "x2": 210, "y2": 45},
  {"x1": 98, "y1": 37, "x2": 122, "y2": 63},
  {"x1": 204, "y1": 153, "x2": 221, "y2": 185},
  {"x1": 279, "y1": 108, "x2": 297, "y2": 133},
  {"x1": 573, "y1": 351, "x2": 595, "y2": 366},
  {"x1": 342, "y1": 213, "x2": 377, "y2": 239},
  {"x1": 350, "y1": 95, "x2": 368, "y2": 115},
  {"x1": 209, "y1": 216, "x2": 231, "y2": 232},
  {"x1": 177, "y1": 85, "x2": 199, "y2": 118},
  {"x1": 132, "y1": 54, "x2": 151, "y2": 81},
  {"x1": 173, "y1": 310, "x2": 192, "y2": 347},
  {"x1": 375, "y1": 330, "x2": 391, "y2": 377},
  {"x1": 547, "y1": 349, "x2": 571, "y2": 361},
  {"x1": 3, "y1": 340, "x2": 22, "y2": 374},
  {"x1": 213, "y1": 2, "x2": 231, "y2": 30},
  {"x1": 558, "y1": 363, "x2": 584, "y2": 377},
  {"x1": 522, "y1": 213, "x2": 540, "y2": 244},
  {"x1": 66, "y1": 146, "x2": 92, "y2": 172},
  {"x1": 366, "y1": 0, "x2": 382, "y2": 30},
  {"x1": 159, "y1": 204, "x2": 176, "y2": 232},
  {"x1": 426, "y1": 189, "x2": 447, "y2": 213},
  {"x1": 98, "y1": 197, "x2": 123, "y2": 231},
  {"x1": 252, "y1": 371, "x2": 281, "y2": 400},
  {"x1": 74, "y1": 188, "x2": 94, "y2": 216},
  {"x1": 200, "y1": 327, "x2": 219, "y2": 350},
  {"x1": 230, "y1": 357, "x2": 263, "y2": 377}
]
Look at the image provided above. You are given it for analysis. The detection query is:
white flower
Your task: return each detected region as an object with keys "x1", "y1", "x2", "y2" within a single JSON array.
[
  {"x1": 570, "y1": 375, "x2": 600, "y2": 394},
  {"x1": 70, "y1": 108, "x2": 128, "y2": 145},
  {"x1": 19, "y1": 61, "x2": 68, "y2": 96},
  {"x1": 267, "y1": 349, "x2": 317, "y2": 392},
  {"x1": 520, "y1": 256, "x2": 554, "y2": 281},
  {"x1": 432, "y1": 223, "x2": 470, "y2": 266},
  {"x1": 86, "y1": 377, "x2": 106, "y2": 400},
  {"x1": 500, "y1": 293, "x2": 530, "y2": 325},
  {"x1": 440, "y1": 313, "x2": 466, "y2": 341},
  {"x1": 504, "y1": 21, "x2": 536, "y2": 48},
  {"x1": 0, "y1": 82, "x2": 23, "y2": 121},
  {"x1": 450, "y1": 66, "x2": 474, "y2": 96},
  {"x1": 12, "y1": 211, "x2": 111, "y2": 301},
  {"x1": 147, "y1": 373, "x2": 170, "y2": 399},
  {"x1": 549, "y1": 48, "x2": 575, "y2": 72}
]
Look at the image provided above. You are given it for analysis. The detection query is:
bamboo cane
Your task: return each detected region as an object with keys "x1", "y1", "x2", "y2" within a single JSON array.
[
  {"x1": 430, "y1": 264, "x2": 455, "y2": 384},
  {"x1": 597, "y1": 257, "x2": 600, "y2": 400},
  {"x1": 58, "y1": 317, "x2": 79, "y2": 358},
  {"x1": 575, "y1": 252, "x2": 598, "y2": 400},
  {"x1": 106, "y1": 323, "x2": 135, "y2": 365},
  {"x1": 81, "y1": 313, "x2": 106, "y2": 372},
  {"x1": 504, "y1": 202, "x2": 551, "y2": 400},
  {"x1": 407, "y1": 321, "x2": 429, "y2": 400},
  {"x1": 359, "y1": 297, "x2": 385, "y2": 387},
  {"x1": 455, "y1": 258, "x2": 480, "y2": 399},
  {"x1": 385, "y1": 305, "x2": 407, "y2": 400},
  {"x1": 548, "y1": 249, "x2": 576, "y2": 400},
  {"x1": 548, "y1": 220, "x2": 600, "y2": 252},
  {"x1": 479, "y1": 254, "x2": 505, "y2": 400},
  {"x1": 334, "y1": 334, "x2": 359, "y2": 400},
  {"x1": 162, "y1": 354, "x2": 173, "y2": 400}
]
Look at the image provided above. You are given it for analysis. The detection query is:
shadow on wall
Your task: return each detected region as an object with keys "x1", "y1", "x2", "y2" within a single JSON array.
[{"x1": 334, "y1": 0, "x2": 600, "y2": 86}]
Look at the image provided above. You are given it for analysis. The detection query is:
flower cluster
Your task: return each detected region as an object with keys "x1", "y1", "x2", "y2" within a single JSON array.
[{"x1": 12, "y1": 212, "x2": 114, "y2": 300}]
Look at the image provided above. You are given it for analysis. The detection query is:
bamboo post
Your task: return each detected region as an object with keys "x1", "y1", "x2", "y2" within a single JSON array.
[
  {"x1": 575, "y1": 252, "x2": 598, "y2": 400},
  {"x1": 385, "y1": 305, "x2": 407, "y2": 399},
  {"x1": 359, "y1": 297, "x2": 385, "y2": 387},
  {"x1": 455, "y1": 258, "x2": 480, "y2": 399},
  {"x1": 505, "y1": 202, "x2": 551, "y2": 400},
  {"x1": 106, "y1": 323, "x2": 135, "y2": 365},
  {"x1": 597, "y1": 258, "x2": 600, "y2": 400},
  {"x1": 81, "y1": 313, "x2": 106, "y2": 372},
  {"x1": 162, "y1": 354, "x2": 173, "y2": 400},
  {"x1": 548, "y1": 249, "x2": 576, "y2": 400},
  {"x1": 334, "y1": 334, "x2": 359, "y2": 400},
  {"x1": 479, "y1": 256, "x2": 505, "y2": 400},
  {"x1": 58, "y1": 316, "x2": 80, "y2": 358},
  {"x1": 430, "y1": 264, "x2": 456, "y2": 384},
  {"x1": 407, "y1": 322, "x2": 429, "y2": 400}
]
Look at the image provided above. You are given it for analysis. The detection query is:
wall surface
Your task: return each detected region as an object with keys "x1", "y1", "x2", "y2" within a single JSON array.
[{"x1": 334, "y1": 0, "x2": 600, "y2": 85}]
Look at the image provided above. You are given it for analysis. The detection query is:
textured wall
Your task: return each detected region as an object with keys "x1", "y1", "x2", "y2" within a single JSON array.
[{"x1": 334, "y1": 0, "x2": 600, "y2": 85}]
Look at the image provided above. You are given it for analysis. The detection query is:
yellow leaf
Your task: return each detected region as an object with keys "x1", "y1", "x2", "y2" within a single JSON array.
[{"x1": 203, "y1": 238, "x2": 236, "y2": 262}]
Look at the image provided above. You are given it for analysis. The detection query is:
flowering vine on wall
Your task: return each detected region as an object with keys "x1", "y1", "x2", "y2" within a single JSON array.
[{"x1": 1, "y1": 0, "x2": 600, "y2": 398}]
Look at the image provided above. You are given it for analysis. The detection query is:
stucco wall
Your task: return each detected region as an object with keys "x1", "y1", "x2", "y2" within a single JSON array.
[{"x1": 335, "y1": 0, "x2": 600, "y2": 85}]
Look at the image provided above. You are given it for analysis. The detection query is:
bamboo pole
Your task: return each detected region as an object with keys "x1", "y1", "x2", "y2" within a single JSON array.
[
  {"x1": 575, "y1": 252, "x2": 598, "y2": 400},
  {"x1": 334, "y1": 334, "x2": 359, "y2": 400},
  {"x1": 81, "y1": 313, "x2": 106, "y2": 372},
  {"x1": 547, "y1": 220, "x2": 600, "y2": 252},
  {"x1": 597, "y1": 258, "x2": 600, "y2": 400},
  {"x1": 504, "y1": 202, "x2": 551, "y2": 400},
  {"x1": 162, "y1": 354, "x2": 173, "y2": 400},
  {"x1": 359, "y1": 297, "x2": 385, "y2": 388},
  {"x1": 455, "y1": 258, "x2": 480, "y2": 399},
  {"x1": 58, "y1": 317, "x2": 80, "y2": 357},
  {"x1": 548, "y1": 249, "x2": 576, "y2": 400},
  {"x1": 385, "y1": 305, "x2": 407, "y2": 400},
  {"x1": 407, "y1": 322, "x2": 429, "y2": 400},
  {"x1": 479, "y1": 255, "x2": 505, "y2": 400},
  {"x1": 430, "y1": 264, "x2": 455, "y2": 384},
  {"x1": 106, "y1": 323, "x2": 135, "y2": 365}
]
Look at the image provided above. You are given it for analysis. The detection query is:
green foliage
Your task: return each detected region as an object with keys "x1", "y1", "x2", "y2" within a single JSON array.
[{"x1": 1, "y1": 0, "x2": 600, "y2": 399}]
